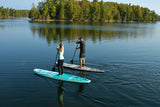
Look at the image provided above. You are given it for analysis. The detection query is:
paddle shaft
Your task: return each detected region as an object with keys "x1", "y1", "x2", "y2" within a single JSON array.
[
  {"x1": 52, "y1": 51, "x2": 58, "y2": 71},
  {"x1": 71, "y1": 44, "x2": 79, "y2": 62}
]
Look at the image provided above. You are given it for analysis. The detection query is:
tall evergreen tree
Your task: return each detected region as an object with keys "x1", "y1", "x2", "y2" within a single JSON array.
[
  {"x1": 42, "y1": 3, "x2": 49, "y2": 19},
  {"x1": 91, "y1": 0, "x2": 100, "y2": 20},
  {"x1": 104, "y1": 2, "x2": 113, "y2": 21},
  {"x1": 100, "y1": 0, "x2": 105, "y2": 20},
  {"x1": 29, "y1": 3, "x2": 40, "y2": 19},
  {"x1": 142, "y1": 8, "x2": 149, "y2": 22},
  {"x1": 57, "y1": 0, "x2": 64, "y2": 19},
  {"x1": 113, "y1": 4, "x2": 120, "y2": 21},
  {"x1": 65, "y1": 0, "x2": 75, "y2": 19},
  {"x1": 135, "y1": 6, "x2": 143, "y2": 21},
  {"x1": 74, "y1": 1, "x2": 81, "y2": 20},
  {"x1": 47, "y1": 0, "x2": 56, "y2": 19},
  {"x1": 81, "y1": 0, "x2": 90, "y2": 20}
]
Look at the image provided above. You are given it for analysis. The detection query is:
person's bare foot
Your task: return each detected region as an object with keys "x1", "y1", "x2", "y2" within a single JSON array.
[
  {"x1": 78, "y1": 66, "x2": 82, "y2": 68},
  {"x1": 58, "y1": 74, "x2": 61, "y2": 76}
]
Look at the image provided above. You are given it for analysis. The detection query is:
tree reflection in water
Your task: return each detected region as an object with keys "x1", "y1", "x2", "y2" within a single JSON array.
[{"x1": 30, "y1": 22, "x2": 148, "y2": 44}]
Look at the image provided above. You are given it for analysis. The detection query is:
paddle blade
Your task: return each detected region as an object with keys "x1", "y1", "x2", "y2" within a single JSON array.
[
  {"x1": 52, "y1": 67, "x2": 55, "y2": 71},
  {"x1": 70, "y1": 60, "x2": 73, "y2": 63}
]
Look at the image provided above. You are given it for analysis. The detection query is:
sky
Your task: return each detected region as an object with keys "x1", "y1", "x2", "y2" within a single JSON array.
[{"x1": 0, "y1": 0, "x2": 160, "y2": 15}]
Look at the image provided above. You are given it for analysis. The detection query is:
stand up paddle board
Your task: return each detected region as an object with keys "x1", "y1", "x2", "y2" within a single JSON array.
[
  {"x1": 56, "y1": 62, "x2": 104, "y2": 73},
  {"x1": 34, "y1": 69, "x2": 91, "y2": 83}
]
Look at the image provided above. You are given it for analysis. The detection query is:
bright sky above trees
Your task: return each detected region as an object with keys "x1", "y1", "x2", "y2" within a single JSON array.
[{"x1": 0, "y1": 0, "x2": 159, "y2": 15}]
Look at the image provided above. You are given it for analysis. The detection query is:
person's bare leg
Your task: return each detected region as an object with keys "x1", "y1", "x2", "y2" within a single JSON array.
[
  {"x1": 79, "y1": 59, "x2": 82, "y2": 68},
  {"x1": 82, "y1": 59, "x2": 85, "y2": 67}
]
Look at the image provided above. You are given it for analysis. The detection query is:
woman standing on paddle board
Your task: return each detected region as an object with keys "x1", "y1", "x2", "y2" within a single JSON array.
[
  {"x1": 57, "y1": 43, "x2": 64, "y2": 76},
  {"x1": 76, "y1": 37, "x2": 85, "y2": 68}
]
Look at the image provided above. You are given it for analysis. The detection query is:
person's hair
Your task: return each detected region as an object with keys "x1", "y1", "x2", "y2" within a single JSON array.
[
  {"x1": 59, "y1": 43, "x2": 64, "y2": 53},
  {"x1": 79, "y1": 37, "x2": 83, "y2": 41}
]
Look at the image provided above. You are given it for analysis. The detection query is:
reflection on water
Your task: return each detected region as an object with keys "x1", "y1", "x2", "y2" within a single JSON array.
[
  {"x1": 30, "y1": 22, "x2": 153, "y2": 44},
  {"x1": 78, "y1": 83, "x2": 85, "y2": 94},
  {"x1": 79, "y1": 71, "x2": 85, "y2": 77},
  {"x1": 57, "y1": 81, "x2": 85, "y2": 106},
  {"x1": 57, "y1": 81, "x2": 64, "y2": 106},
  {"x1": 0, "y1": 25, "x2": 4, "y2": 28}
]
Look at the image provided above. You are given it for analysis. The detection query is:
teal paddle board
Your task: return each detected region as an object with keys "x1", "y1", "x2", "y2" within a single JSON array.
[{"x1": 34, "y1": 69, "x2": 91, "y2": 83}]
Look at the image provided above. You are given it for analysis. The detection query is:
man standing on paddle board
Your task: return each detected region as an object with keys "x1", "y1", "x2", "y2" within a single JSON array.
[
  {"x1": 76, "y1": 37, "x2": 85, "y2": 68},
  {"x1": 57, "y1": 43, "x2": 64, "y2": 76}
]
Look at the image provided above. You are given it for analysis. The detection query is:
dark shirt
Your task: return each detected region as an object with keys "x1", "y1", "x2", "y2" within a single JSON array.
[{"x1": 79, "y1": 41, "x2": 85, "y2": 54}]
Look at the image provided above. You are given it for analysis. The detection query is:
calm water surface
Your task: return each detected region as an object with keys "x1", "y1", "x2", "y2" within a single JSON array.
[{"x1": 0, "y1": 18, "x2": 160, "y2": 107}]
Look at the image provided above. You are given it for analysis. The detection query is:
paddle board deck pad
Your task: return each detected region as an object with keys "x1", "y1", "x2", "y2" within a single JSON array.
[
  {"x1": 56, "y1": 62, "x2": 104, "y2": 73},
  {"x1": 34, "y1": 69, "x2": 91, "y2": 83}
]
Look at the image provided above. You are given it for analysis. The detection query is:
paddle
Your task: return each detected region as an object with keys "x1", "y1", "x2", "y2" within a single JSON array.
[
  {"x1": 52, "y1": 51, "x2": 58, "y2": 71},
  {"x1": 70, "y1": 44, "x2": 79, "y2": 63}
]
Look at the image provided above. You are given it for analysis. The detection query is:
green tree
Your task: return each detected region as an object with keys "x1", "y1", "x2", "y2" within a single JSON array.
[
  {"x1": 80, "y1": 0, "x2": 90, "y2": 20},
  {"x1": 57, "y1": 0, "x2": 64, "y2": 19},
  {"x1": 104, "y1": 2, "x2": 114, "y2": 21},
  {"x1": 131, "y1": 5, "x2": 136, "y2": 21},
  {"x1": 74, "y1": 1, "x2": 81, "y2": 20},
  {"x1": 113, "y1": 4, "x2": 121, "y2": 21},
  {"x1": 42, "y1": 3, "x2": 49, "y2": 19},
  {"x1": 47, "y1": 0, "x2": 56, "y2": 19},
  {"x1": 150, "y1": 10, "x2": 158, "y2": 22},
  {"x1": 100, "y1": 0, "x2": 105, "y2": 21},
  {"x1": 126, "y1": 5, "x2": 132, "y2": 21},
  {"x1": 135, "y1": 6, "x2": 143, "y2": 21},
  {"x1": 141, "y1": 8, "x2": 149, "y2": 22},
  {"x1": 29, "y1": 3, "x2": 40, "y2": 19},
  {"x1": 90, "y1": 0, "x2": 100, "y2": 20},
  {"x1": 118, "y1": 4, "x2": 128, "y2": 22},
  {"x1": 0, "y1": 6, "x2": 3, "y2": 17},
  {"x1": 4, "y1": 8, "x2": 10, "y2": 18},
  {"x1": 65, "y1": 0, "x2": 75, "y2": 19}
]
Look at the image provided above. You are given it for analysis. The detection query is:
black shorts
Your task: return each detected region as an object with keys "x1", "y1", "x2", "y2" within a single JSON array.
[{"x1": 80, "y1": 53, "x2": 85, "y2": 59}]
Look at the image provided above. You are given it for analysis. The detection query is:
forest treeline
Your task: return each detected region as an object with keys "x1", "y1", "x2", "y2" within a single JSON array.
[
  {"x1": 0, "y1": 6, "x2": 29, "y2": 18},
  {"x1": 29, "y1": 0, "x2": 158, "y2": 22}
]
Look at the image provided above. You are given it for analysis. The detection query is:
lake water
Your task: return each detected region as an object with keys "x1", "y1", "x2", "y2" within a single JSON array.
[{"x1": 0, "y1": 18, "x2": 160, "y2": 107}]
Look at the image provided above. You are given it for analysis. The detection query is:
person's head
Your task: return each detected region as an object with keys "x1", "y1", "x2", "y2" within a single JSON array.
[
  {"x1": 79, "y1": 37, "x2": 84, "y2": 41},
  {"x1": 59, "y1": 43, "x2": 63, "y2": 48},
  {"x1": 59, "y1": 43, "x2": 64, "y2": 52}
]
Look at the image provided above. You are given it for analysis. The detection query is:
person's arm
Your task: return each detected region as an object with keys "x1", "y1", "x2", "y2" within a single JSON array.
[
  {"x1": 76, "y1": 39, "x2": 80, "y2": 44},
  {"x1": 56, "y1": 45, "x2": 60, "y2": 50},
  {"x1": 76, "y1": 39, "x2": 81, "y2": 49},
  {"x1": 76, "y1": 47, "x2": 80, "y2": 49}
]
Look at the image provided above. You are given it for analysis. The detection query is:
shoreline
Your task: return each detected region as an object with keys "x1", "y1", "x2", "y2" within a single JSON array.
[
  {"x1": 29, "y1": 19, "x2": 156, "y2": 23},
  {"x1": 0, "y1": 18, "x2": 156, "y2": 23}
]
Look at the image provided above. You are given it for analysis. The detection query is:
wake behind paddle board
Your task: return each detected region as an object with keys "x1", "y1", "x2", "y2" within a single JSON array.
[
  {"x1": 56, "y1": 62, "x2": 104, "y2": 73},
  {"x1": 34, "y1": 69, "x2": 91, "y2": 83}
]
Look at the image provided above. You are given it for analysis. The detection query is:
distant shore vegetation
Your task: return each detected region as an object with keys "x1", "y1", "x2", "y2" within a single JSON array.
[
  {"x1": 29, "y1": 0, "x2": 158, "y2": 23},
  {"x1": 0, "y1": 6, "x2": 29, "y2": 18}
]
